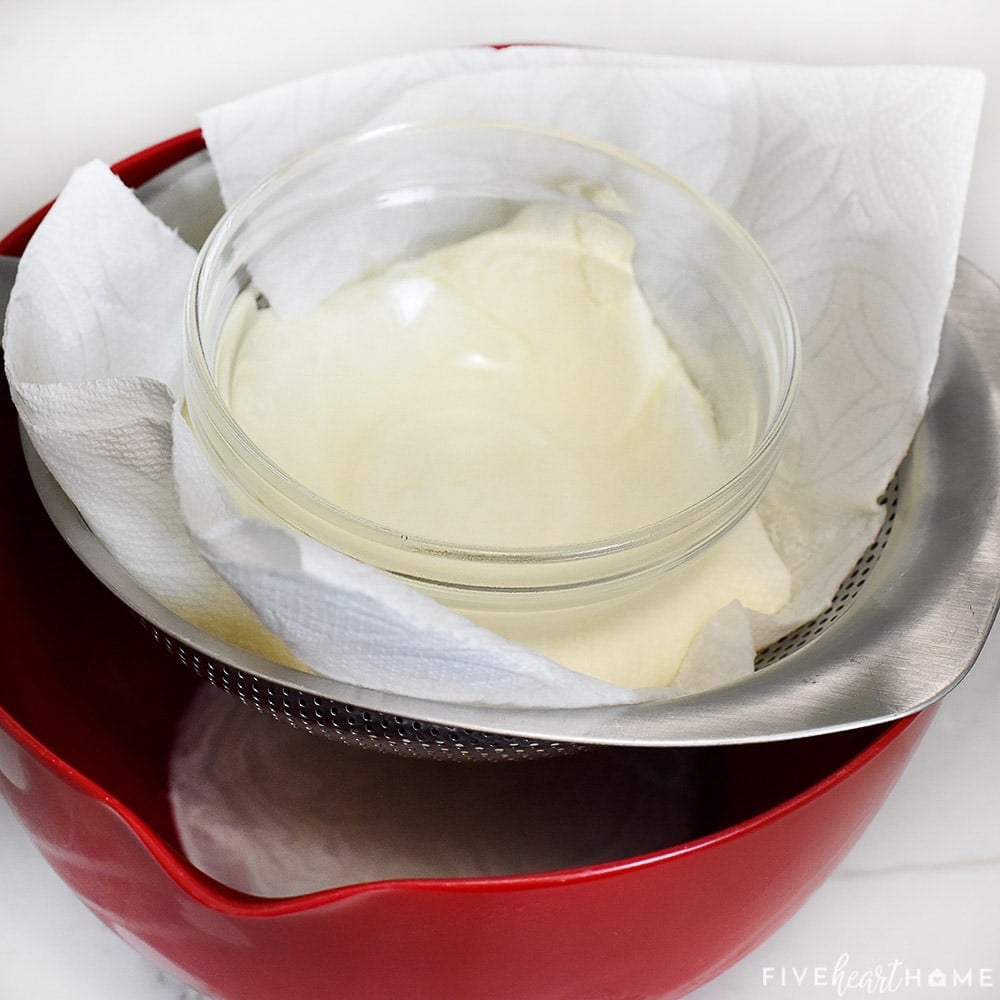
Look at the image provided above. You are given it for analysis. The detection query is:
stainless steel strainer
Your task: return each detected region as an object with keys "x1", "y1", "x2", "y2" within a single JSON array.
[{"x1": 10, "y1": 149, "x2": 1000, "y2": 759}]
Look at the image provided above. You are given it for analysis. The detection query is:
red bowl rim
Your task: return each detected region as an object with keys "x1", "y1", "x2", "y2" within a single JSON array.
[
  {"x1": 0, "y1": 683, "x2": 921, "y2": 914},
  {"x1": 0, "y1": 129, "x2": 925, "y2": 915}
]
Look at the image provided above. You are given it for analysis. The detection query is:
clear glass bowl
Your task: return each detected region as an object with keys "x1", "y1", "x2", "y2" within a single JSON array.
[{"x1": 184, "y1": 120, "x2": 799, "y2": 613}]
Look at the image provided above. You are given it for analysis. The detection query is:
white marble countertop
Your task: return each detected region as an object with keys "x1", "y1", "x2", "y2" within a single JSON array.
[{"x1": 1, "y1": 2, "x2": 998, "y2": 997}]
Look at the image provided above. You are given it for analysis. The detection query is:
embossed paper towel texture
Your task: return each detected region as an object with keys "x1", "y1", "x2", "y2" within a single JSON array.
[
  {"x1": 3, "y1": 164, "x2": 294, "y2": 664},
  {"x1": 4, "y1": 48, "x2": 984, "y2": 707},
  {"x1": 199, "y1": 48, "x2": 984, "y2": 645}
]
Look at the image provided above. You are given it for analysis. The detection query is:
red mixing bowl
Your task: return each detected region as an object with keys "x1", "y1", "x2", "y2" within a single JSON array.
[{"x1": 0, "y1": 134, "x2": 933, "y2": 1000}]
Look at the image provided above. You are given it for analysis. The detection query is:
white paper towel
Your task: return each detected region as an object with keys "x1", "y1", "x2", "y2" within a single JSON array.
[
  {"x1": 170, "y1": 681, "x2": 700, "y2": 895},
  {"x1": 3, "y1": 47, "x2": 984, "y2": 709},
  {"x1": 3, "y1": 163, "x2": 297, "y2": 665}
]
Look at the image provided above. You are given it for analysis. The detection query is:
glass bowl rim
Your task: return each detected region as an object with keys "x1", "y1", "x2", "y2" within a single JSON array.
[{"x1": 184, "y1": 118, "x2": 801, "y2": 570}]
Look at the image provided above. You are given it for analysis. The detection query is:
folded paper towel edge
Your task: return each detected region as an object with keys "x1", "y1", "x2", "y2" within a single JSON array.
[
  {"x1": 4, "y1": 53, "x2": 986, "y2": 715},
  {"x1": 171, "y1": 56, "x2": 992, "y2": 708},
  {"x1": 170, "y1": 406, "x2": 654, "y2": 709}
]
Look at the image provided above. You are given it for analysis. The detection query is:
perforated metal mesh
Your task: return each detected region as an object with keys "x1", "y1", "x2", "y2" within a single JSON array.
[
  {"x1": 141, "y1": 478, "x2": 899, "y2": 761},
  {"x1": 142, "y1": 624, "x2": 580, "y2": 761},
  {"x1": 755, "y1": 479, "x2": 899, "y2": 668}
]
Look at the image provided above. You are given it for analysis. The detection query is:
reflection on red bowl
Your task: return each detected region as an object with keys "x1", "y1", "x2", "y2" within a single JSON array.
[{"x1": 0, "y1": 135, "x2": 931, "y2": 1000}]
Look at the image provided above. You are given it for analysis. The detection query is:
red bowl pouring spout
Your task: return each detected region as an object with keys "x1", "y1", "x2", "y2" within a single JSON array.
[
  {"x1": 0, "y1": 133, "x2": 933, "y2": 1000},
  {"x1": 0, "y1": 630, "x2": 930, "y2": 1000}
]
